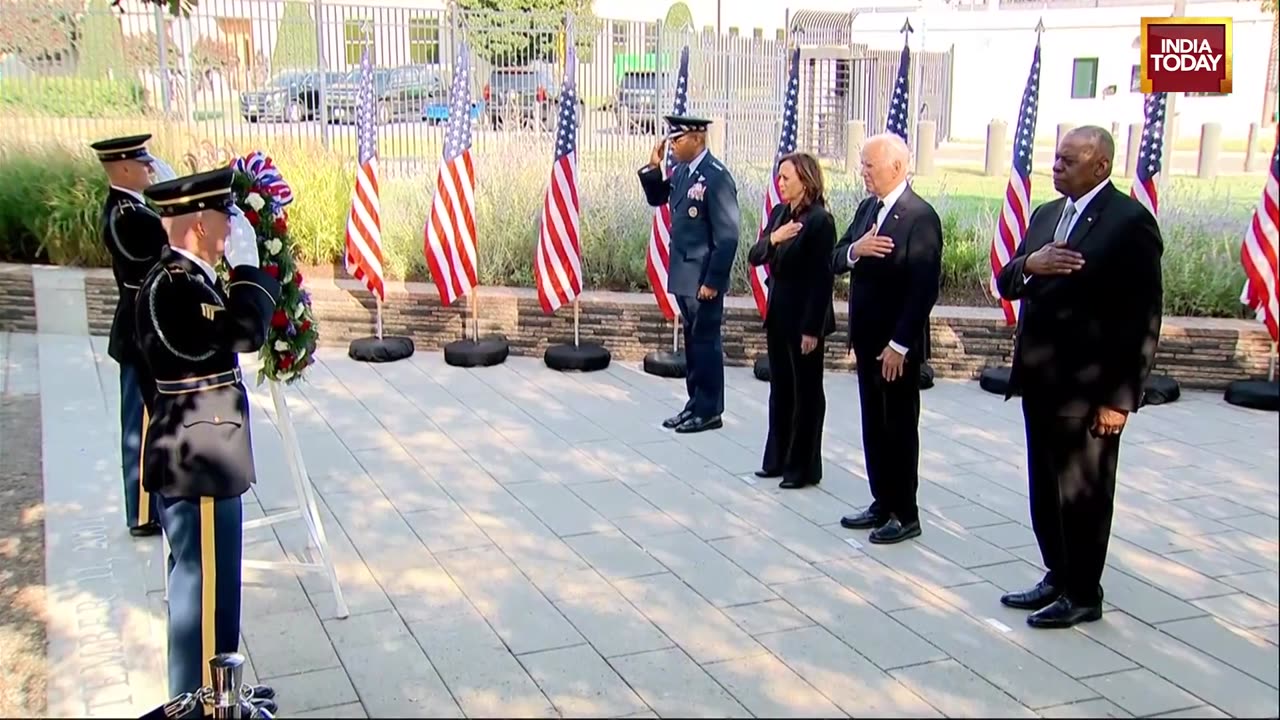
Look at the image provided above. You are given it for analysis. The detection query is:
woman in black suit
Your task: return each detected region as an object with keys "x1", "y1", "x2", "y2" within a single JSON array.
[{"x1": 748, "y1": 152, "x2": 837, "y2": 489}]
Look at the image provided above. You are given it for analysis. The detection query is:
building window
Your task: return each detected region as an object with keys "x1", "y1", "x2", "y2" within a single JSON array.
[
  {"x1": 612, "y1": 21, "x2": 627, "y2": 53},
  {"x1": 1071, "y1": 57, "x2": 1098, "y2": 99},
  {"x1": 776, "y1": 28, "x2": 786, "y2": 42},
  {"x1": 408, "y1": 18, "x2": 440, "y2": 64},
  {"x1": 344, "y1": 19, "x2": 373, "y2": 66},
  {"x1": 1130, "y1": 64, "x2": 1141, "y2": 93}
]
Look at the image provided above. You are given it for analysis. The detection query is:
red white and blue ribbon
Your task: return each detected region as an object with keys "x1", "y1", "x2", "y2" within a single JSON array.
[{"x1": 233, "y1": 151, "x2": 294, "y2": 209}]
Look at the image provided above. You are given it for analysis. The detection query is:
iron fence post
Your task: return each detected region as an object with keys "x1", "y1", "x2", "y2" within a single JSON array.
[{"x1": 313, "y1": 0, "x2": 330, "y2": 149}]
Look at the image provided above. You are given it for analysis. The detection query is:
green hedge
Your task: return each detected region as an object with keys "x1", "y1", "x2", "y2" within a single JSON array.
[
  {"x1": 0, "y1": 136, "x2": 1259, "y2": 318},
  {"x1": 0, "y1": 78, "x2": 147, "y2": 118}
]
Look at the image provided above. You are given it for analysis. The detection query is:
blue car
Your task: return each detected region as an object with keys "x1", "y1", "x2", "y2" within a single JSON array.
[{"x1": 423, "y1": 99, "x2": 484, "y2": 124}]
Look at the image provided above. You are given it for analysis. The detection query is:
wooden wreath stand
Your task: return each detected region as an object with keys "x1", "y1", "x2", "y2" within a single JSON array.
[{"x1": 163, "y1": 378, "x2": 349, "y2": 619}]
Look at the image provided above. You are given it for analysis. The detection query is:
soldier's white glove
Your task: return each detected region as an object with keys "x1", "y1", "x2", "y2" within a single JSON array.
[
  {"x1": 150, "y1": 156, "x2": 177, "y2": 183},
  {"x1": 224, "y1": 208, "x2": 261, "y2": 269}
]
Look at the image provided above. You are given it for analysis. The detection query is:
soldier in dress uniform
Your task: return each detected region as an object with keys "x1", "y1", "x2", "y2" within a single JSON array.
[
  {"x1": 91, "y1": 134, "x2": 168, "y2": 537},
  {"x1": 135, "y1": 167, "x2": 280, "y2": 711},
  {"x1": 638, "y1": 115, "x2": 740, "y2": 434}
]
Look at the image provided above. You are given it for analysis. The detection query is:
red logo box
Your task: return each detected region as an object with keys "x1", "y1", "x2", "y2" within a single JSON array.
[{"x1": 1140, "y1": 17, "x2": 1233, "y2": 94}]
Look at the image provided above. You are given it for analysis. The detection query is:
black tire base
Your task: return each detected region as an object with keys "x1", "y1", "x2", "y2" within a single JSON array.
[
  {"x1": 979, "y1": 365, "x2": 1014, "y2": 396},
  {"x1": 1141, "y1": 373, "x2": 1181, "y2": 406},
  {"x1": 443, "y1": 336, "x2": 510, "y2": 368},
  {"x1": 919, "y1": 363, "x2": 936, "y2": 390},
  {"x1": 643, "y1": 350, "x2": 687, "y2": 378},
  {"x1": 544, "y1": 342, "x2": 611, "y2": 372},
  {"x1": 1224, "y1": 379, "x2": 1279, "y2": 411},
  {"x1": 348, "y1": 336, "x2": 415, "y2": 363},
  {"x1": 753, "y1": 355, "x2": 770, "y2": 382}
]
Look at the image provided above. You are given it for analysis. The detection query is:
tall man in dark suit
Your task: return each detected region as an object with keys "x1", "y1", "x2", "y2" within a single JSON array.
[
  {"x1": 91, "y1": 135, "x2": 169, "y2": 537},
  {"x1": 996, "y1": 126, "x2": 1163, "y2": 629},
  {"x1": 832, "y1": 133, "x2": 942, "y2": 545},
  {"x1": 638, "y1": 115, "x2": 741, "y2": 434},
  {"x1": 136, "y1": 167, "x2": 282, "y2": 707}
]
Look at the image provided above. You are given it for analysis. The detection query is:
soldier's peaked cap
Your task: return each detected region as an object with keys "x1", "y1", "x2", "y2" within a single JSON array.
[
  {"x1": 89, "y1": 134, "x2": 155, "y2": 163},
  {"x1": 665, "y1": 115, "x2": 712, "y2": 137},
  {"x1": 144, "y1": 167, "x2": 237, "y2": 217}
]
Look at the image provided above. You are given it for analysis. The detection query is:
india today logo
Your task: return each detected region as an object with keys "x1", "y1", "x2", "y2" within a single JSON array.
[{"x1": 1140, "y1": 17, "x2": 1232, "y2": 94}]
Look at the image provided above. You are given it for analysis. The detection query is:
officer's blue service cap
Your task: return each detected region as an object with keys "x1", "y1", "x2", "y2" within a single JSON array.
[
  {"x1": 90, "y1": 134, "x2": 156, "y2": 163},
  {"x1": 665, "y1": 115, "x2": 712, "y2": 138},
  {"x1": 144, "y1": 167, "x2": 238, "y2": 217}
]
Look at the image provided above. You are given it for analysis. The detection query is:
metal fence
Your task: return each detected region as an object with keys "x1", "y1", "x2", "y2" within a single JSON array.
[{"x1": 0, "y1": 0, "x2": 926, "y2": 176}]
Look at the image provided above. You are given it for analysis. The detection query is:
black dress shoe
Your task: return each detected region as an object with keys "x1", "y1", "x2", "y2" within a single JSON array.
[
  {"x1": 840, "y1": 509, "x2": 886, "y2": 530},
  {"x1": 869, "y1": 517, "x2": 922, "y2": 544},
  {"x1": 778, "y1": 477, "x2": 819, "y2": 489},
  {"x1": 1027, "y1": 596, "x2": 1103, "y2": 629},
  {"x1": 755, "y1": 468, "x2": 783, "y2": 478},
  {"x1": 674, "y1": 415, "x2": 722, "y2": 434},
  {"x1": 129, "y1": 522, "x2": 161, "y2": 538},
  {"x1": 1000, "y1": 581, "x2": 1061, "y2": 611},
  {"x1": 662, "y1": 410, "x2": 693, "y2": 429}
]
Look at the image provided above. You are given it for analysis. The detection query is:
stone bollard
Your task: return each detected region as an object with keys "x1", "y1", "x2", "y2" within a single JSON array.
[
  {"x1": 707, "y1": 116, "x2": 727, "y2": 158},
  {"x1": 985, "y1": 120, "x2": 1008, "y2": 176},
  {"x1": 1197, "y1": 122, "x2": 1221, "y2": 180},
  {"x1": 845, "y1": 120, "x2": 866, "y2": 173},
  {"x1": 1244, "y1": 122, "x2": 1261, "y2": 173},
  {"x1": 1056, "y1": 122, "x2": 1075, "y2": 148},
  {"x1": 916, "y1": 120, "x2": 937, "y2": 175},
  {"x1": 1125, "y1": 123, "x2": 1143, "y2": 178}
]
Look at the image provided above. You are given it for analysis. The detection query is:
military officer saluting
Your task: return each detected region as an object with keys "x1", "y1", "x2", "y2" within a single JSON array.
[
  {"x1": 638, "y1": 115, "x2": 741, "y2": 433},
  {"x1": 136, "y1": 167, "x2": 280, "y2": 712},
  {"x1": 91, "y1": 134, "x2": 168, "y2": 537}
]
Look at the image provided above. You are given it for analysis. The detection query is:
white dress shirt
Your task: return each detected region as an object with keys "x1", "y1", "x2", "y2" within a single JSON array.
[
  {"x1": 171, "y1": 246, "x2": 218, "y2": 284},
  {"x1": 847, "y1": 178, "x2": 911, "y2": 357},
  {"x1": 686, "y1": 148, "x2": 709, "y2": 175}
]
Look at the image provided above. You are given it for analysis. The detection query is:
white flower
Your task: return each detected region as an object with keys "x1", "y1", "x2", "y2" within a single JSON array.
[
  {"x1": 274, "y1": 340, "x2": 290, "y2": 352},
  {"x1": 266, "y1": 238, "x2": 284, "y2": 256},
  {"x1": 246, "y1": 193, "x2": 266, "y2": 211},
  {"x1": 293, "y1": 303, "x2": 306, "y2": 319}
]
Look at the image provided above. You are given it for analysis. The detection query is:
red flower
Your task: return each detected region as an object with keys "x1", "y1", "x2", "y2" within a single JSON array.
[
  {"x1": 263, "y1": 264, "x2": 280, "y2": 279},
  {"x1": 273, "y1": 216, "x2": 288, "y2": 235},
  {"x1": 279, "y1": 354, "x2": 295, "y2": 371},
  {"x1": 295, "y1": 270, "x2": 304, "y2": 287},
  {"x1": 299, "y1": 319, "x2": 312, "y2": 333},
  {"x1": 245, "y1": 209, "x2": 260, "y2": 226},
  {"x1": 271, "y1": 310, "x2": 288, "y2": 329}
]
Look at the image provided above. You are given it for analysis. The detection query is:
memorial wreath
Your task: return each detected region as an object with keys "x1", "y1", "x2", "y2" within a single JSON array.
[{"x1": 225, "y1": 151, "x2": 319, "y2": 385}]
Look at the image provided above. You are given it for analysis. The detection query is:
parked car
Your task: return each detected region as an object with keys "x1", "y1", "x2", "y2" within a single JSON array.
[
  {"x1": 240, "y1": 71, "x2": 339, "y2": 123},
  {"x1": 482, "y1": 67, "x2": 557, "y2": 129},
  {"x1": 422, "y1": 95, "x2": 484, "y2": 124},
  {"x1": 615, "y1": 70, "x2": 666, "y2": 133},
  {"x1": 327, "y1": 65, "x2": 441, "y2": 124}
]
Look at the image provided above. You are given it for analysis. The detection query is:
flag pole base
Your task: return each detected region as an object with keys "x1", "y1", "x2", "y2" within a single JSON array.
[
  {"x1": 444, "y1": 336, "x2": 510, "y2": 368},
  {"x1": 545, "y1": 342, "x2": 611, "y2": 373},
  {"x1": 753, "y1": 354, "x2": 770, "y2": 382},
  {"x1": 348, "y1": 335, "x2": 415, "y2": 363},
  {"x1": 979, "y1": 365, "x2": 1015, "y2": 395},
  {"x1": 643, "y1": 349, "x2": 686, "y2": 378},
  {"x1": 1224, "y1": 379, "x2": 1279, "y2": 412}
]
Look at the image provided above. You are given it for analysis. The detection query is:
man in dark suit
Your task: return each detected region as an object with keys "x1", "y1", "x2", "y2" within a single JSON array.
[
  {"x1": 91, "y1": 134, "x2": 169, "y2": 538},
  {"x1": 136, "y1": 167, "x2": 281, "y2": 709},
  {"x1": 638, "y1": 115, "x2": 741, "y2": 434},
  {"x1": 831, "y1": 133, "x2": 942, "y2": 545},
  {"x1": 996, "y1": 125, "x2": 1163, "y2": 629}
]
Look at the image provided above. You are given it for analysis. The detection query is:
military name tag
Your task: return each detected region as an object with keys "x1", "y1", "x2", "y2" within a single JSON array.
[{"x1": 689, "y1": 207, "x2": 698, "y2": 218}]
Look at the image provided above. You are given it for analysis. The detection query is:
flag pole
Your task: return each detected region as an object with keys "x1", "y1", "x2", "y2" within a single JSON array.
[
  {"x1": 1270, "y1": 343, "x2": 1277, "y2": 383},
  {"x1": 470, "y1": 289, "x2": 479, "y2": 343},
  {"x1": 375, "y1": 297, "x2": 383, "y2": 340},
  {"x1": 573, "y1": 297, "x2": 580, "y2": 347},
  {"x1": 671, "y1": 314, "x2": 678, "y2": 353}
]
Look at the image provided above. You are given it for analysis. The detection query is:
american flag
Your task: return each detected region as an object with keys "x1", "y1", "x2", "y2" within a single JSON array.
[
  {"x1": 646, "y1": 46, "x2": 689, "y2": 322},
  {"x1": 344, "y1": 46, "x2": 385, "y2": 302},
  {"x1": 423, "y1": 39, "x2": 478, "y2": 306},
  {"x1": 1240, "y1": 124, "x2": 1279, "y2": 344},
  {"x1": 749, "y1": 46, "x2": 801, "y2": 319},
  {"x1": 886, "y1": 41, "x2": 911, "y2": 142},
  {"x1": 989, "y1": 36, "x2": 1042, "y2": 325},
  {"x1": 1130, "y1": 92, "x2": 1167, "y2": 217},
  {"x1": 533, "y1": 19, "x2": 582, "y2": 314}
]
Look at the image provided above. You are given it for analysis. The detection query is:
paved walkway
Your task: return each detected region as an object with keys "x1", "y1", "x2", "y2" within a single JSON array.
[{"x1": 18, "y1": 272, "x2": 1280, "y2": 720}]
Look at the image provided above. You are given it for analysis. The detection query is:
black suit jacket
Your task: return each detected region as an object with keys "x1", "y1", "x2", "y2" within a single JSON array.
[
  {"x1": 831, "y1": 186, "x2": 943, "y2": 358},
  {"x1": 748, "y1": 200, "x2": 837, "y2": 337},
  {"x1": 996, "y1": 182, "x2": 1164, "y2": 417},
  {"x1": 101, "y1": 187, "x2": 168, "y2": 365}
]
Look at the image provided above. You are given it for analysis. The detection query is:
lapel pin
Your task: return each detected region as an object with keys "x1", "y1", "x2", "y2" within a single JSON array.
[{"x1": 689, "y1": 207, "x2": 698, "y2": 218}]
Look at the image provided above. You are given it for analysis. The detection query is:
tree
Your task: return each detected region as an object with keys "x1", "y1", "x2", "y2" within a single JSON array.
[
  {"x1": 270, "y1": 0, "x2": 318, "y2": 71},
  {"x1": 663, "y1": 2, "x2": 693, "y2": 32},
  {"x1": 458, "y1": 0, "x2": 597, "y2": 67},
  {"x1": 78, "y1": 0, "x2": 128, "y2": 79},
  {"x1": 0, "y1": 0, "x2": 81, "y2": 66}
]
